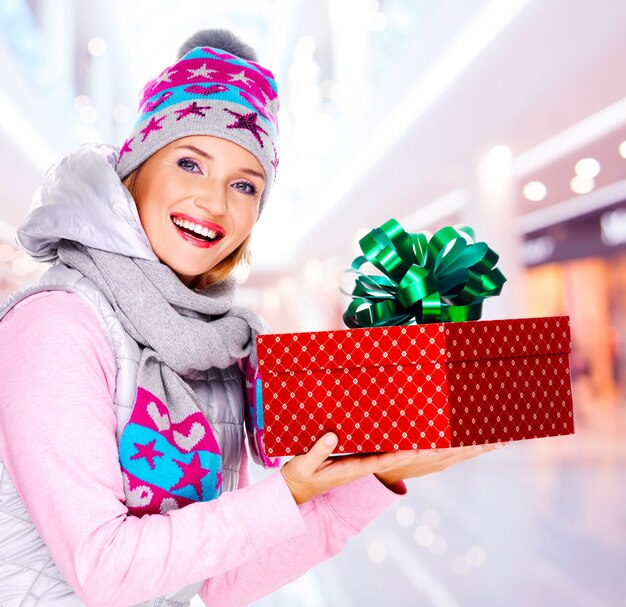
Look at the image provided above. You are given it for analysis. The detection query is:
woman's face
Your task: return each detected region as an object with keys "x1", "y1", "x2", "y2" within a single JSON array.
[{"x1": 132, "y1": 135, "x2": 265, "y2": 286}]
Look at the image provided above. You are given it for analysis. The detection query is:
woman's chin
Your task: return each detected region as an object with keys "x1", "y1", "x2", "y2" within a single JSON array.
[{"x1": 168, "y1": 265, "x2": 205, "y2": 287}]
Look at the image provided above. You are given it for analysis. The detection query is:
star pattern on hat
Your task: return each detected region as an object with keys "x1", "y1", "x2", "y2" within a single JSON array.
[
  {"x1": 145, "y1": 91, "x2": 173, "y2": 112},
  {"x1": 119, "y1": 137, "x2": 134, "y2": 160},
  {"x1": 215, "y1": 471, "x2": 223, "y2": 491},
  {"x1": 229, "y1": 70, "x2": 254, "y2": 87},
  {"x1": 184, "y1": 84, "x2": 229, "y2": 96},
  {"x1": 130, "y1": 439, "x2": 164, "y2": 470},
  {"x1": 175, "y1": 102, "x2": 212, "y2": 120},
  {"x1": 239, "y1": 90, "x2": 271, "y2": 123},
  {"x1": 170, "y1": 452, "x2": 211, "y2": 501},
  {"x1": 224, "y1": 109, "x2": 268, "y2": 147},
  {"x1": 140, "y1": 115, "x2": 166, "y2": 141},
  {"x1": 187, "y1": 63, "x2": 218, "y2": 79},
  {"x1": 155, "y1": 68, "x2": 177, "y2": 84},
  {"x1": 271, "y1": 144, "x2": 279, "y2": 172}
]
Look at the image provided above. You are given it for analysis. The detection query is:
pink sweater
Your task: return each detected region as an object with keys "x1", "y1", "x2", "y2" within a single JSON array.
[{"x1": 0, "y1": 291, "x2": 404, "y2": 607}]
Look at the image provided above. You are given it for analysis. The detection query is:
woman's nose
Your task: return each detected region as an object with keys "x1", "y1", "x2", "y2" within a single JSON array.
[{"x1": 194, "y1": 186, "x2": 228, "y2": 216}]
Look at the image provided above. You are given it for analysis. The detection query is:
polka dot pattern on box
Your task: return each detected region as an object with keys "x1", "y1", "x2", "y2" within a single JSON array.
[{"x1": 256, "y1": 317, "x2": 574, "y2": 455}]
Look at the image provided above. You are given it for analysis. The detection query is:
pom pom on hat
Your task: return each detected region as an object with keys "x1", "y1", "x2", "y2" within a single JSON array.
[
  {"x1": 117, "y1": 28, "x2": 279, "y2": 215},
  {"x1": 177, "y1": 28, "x2": 258, "y2": 62}
]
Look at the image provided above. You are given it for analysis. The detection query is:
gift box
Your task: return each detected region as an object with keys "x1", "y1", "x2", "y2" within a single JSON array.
[
  {"x1": 257, "y1": 220, "x2": 574, "y2": 456},
  {"x1": 256, "y1": 316, "x2": 574, "y2": 456}
]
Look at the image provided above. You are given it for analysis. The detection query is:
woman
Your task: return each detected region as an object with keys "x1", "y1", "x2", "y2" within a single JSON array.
[{"x1": 0, "y1": 29, "x2": 499, "y2": 606}]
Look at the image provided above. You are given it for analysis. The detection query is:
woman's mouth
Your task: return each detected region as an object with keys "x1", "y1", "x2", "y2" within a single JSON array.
[{"x1": 171, "y1": 215, "x2": 225, "y2": 248}]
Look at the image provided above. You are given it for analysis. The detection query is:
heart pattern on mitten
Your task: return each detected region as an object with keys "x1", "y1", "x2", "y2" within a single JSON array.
[{"x1": 118, "y1": 386, "x2": 224, "y2": 517}]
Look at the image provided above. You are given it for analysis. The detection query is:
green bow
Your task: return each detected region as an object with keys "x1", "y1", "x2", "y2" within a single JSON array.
[{"x1": 342, "y1": 219, "x2": 506, "y2": 328}]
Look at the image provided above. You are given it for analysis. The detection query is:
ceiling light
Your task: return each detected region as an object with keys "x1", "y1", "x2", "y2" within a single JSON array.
[
  {"x1": 73, "y1": 95, "x2": 91, "y2": 111},
  {"x1": 11, "y1": 255, "x2": 38, "y2": 276},
  {"x1": 570, "y1": 175, "x2": 595, "y2": 195},
  {"x1": 465, "y1": 546, "x2": 487, "y2": 567},
  {"x1": 600, "y1": 208, "x2": 626, "y2": 246},
  {"x1": 414, "y1": 525, "x2": 435, "y2": 547},
  {"x1": 366, "y1": 541, "x2": 387, "y2": 563},
  {"x1": 575, "y1": 157, "x2": 600, "y2": 178},
  {"x1": 429, "y1": 535, "x2": 447, "y2": 555},
  {"x1": 620, "y1": 140, "x2": 626, "y2": 158},
  {"x1": 522, "y1": 181, "x2": 547, "y2": 202},
  {"x1": 395, "y1": 506, "x2": 416, "y2": 527},
  {"x1": 512, "y1": 98, "x2": 626, "y2": 177},
  {"x1": 486, "y1": 145, "x2": 513, "y2": 164},
  {"x1": 0, "y1": 243, "x2": 15, "y2": 263},
  {"x1": 79, "y1": 106, "x2": 98, "y2": 124},
  {"x1": 88, "y1": 37, "x2": 107, "y2": 57}
]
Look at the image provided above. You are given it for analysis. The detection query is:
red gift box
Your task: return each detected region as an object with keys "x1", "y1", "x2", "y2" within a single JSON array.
[{"x1": 256, "y1": 316, "x2": 574, "y2": 456}]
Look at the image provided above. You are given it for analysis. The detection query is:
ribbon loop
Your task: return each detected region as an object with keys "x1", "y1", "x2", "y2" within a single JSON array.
[{"x1": 343, "y1": 219, "x2": 506, "y2": 327}]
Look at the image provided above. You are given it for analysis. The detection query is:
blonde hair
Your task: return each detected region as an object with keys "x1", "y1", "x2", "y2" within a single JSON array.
[{"x1": 122, "y1": 167, "x2": 252, "y2": 290}]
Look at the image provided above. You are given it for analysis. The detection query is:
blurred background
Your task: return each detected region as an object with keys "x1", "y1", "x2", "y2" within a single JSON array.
[{"x1": 0, "y1": 0, "x2": 624, "y2": 605}]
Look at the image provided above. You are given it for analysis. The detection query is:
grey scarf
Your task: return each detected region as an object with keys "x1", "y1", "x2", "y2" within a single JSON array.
[{"x1": 56, "y1": 239, "x2": 265, "y2": 430}]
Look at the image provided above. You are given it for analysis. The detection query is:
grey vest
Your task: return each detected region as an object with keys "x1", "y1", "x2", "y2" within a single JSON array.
[{"x1": 0, "y1": 262, "x2": 246, "y2": 607}]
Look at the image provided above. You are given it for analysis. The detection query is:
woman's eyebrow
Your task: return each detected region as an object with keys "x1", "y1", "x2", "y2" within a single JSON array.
[
  {"x1": 239, "y1": 167, "x2": 265, "y2": 181},
  {"x1": 178, "y1": 144, "x2": 213, "y2": 160},
  {"x1": 177, "y1": 145, "x2": 265, "y2": 182}
]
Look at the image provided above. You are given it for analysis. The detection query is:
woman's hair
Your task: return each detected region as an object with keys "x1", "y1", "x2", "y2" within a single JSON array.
[{"x1": 122, "y1": 167, "x2": 252, "y2": 290}]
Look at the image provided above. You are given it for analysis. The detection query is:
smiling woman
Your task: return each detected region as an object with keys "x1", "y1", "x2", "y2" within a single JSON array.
[
  {"x1": 124, "y1": 135, "x2": 264, "y2": 287},
  {"x1": 0, "y1": 26, "x2": 495, "y2": 607}
]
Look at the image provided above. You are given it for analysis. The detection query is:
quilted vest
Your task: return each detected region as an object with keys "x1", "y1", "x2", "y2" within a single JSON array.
[{"x1": 0, "y1": 261, "x2": 247, "y2": 607}]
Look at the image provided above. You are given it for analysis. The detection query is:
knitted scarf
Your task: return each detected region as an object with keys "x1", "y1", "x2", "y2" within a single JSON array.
[{"x1": 57, "y1": 239, "x2": 272, "y2": 516}]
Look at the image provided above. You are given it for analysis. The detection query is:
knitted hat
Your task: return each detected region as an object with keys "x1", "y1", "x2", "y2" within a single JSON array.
[{"x1": 116, "y1": 29, "x2": 279, "y2": 213}]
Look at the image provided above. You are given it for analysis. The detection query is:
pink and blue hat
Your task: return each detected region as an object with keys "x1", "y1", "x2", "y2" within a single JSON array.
[{"x1": 116, "y1": 29, "x2": 280, "y2": 213}]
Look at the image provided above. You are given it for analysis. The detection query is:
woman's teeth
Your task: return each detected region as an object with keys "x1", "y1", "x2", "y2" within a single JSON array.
[{"x1": 172, "y1": 217, "x2": 218, "y2": 241}]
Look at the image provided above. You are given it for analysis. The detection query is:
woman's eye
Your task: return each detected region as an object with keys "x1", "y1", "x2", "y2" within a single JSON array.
[
  {"x1": 233, "y1": 181, "x2": 257, "y2": 195},
  {"x1": 178, "y1": 158, "x2": 200, "y2": 172}
]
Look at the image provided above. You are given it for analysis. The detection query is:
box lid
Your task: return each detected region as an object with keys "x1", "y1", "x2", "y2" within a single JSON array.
[{"x1": 256, "y1": 316, "x2": 571, "y2": 375}]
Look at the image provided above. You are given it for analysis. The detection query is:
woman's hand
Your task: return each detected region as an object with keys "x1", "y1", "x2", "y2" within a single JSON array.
[
  {"x1": 280, "y1": 434, "x2": 506, "y2": 504},
  {"x1": 373, "y1": 443, "x2": 505, "y2": 489},
  {"x1": 280, "y1": 433, "x2": 419, "y2": 505}
]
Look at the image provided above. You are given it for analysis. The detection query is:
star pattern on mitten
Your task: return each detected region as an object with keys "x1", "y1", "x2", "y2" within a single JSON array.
[
  {"x1": 170, "y1": 452, "x2": 211, "y2": 501},
  {"x1": 130, "y1": 439, "x2": 164, "y2": 470}
]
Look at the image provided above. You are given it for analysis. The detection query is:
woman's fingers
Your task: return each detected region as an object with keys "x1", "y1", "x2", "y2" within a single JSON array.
[
  {"x1": 281, "y1": 440, "x2": 417, "y2": 504},
  {"x1": 372, "y1": 442, "x2": 505, "y2": 485},
  {"x1": 299, "y1": 432, "x2": 339, "y2": 475},
  {"x1": 281, "y1": 437, "x2": 507, "y2": 505},
  {"x1": 328, "y1": 449, "x2": 416, "y2": 477}
]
